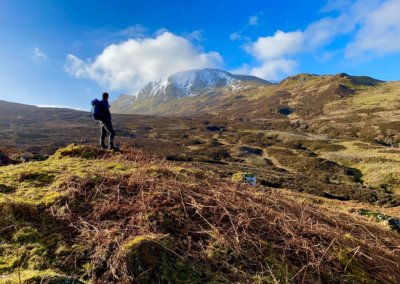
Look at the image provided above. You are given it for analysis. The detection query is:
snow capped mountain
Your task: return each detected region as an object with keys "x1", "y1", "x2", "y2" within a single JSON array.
[
  {"x1": 112, "y1": 68, "x2": 270, "y2": 115},
  {"x1": 137, "y1": 68, "x2": 270, "y2": 99}
]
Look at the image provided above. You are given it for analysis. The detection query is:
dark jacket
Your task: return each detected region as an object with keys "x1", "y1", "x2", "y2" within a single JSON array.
[{"x1": 99, "y1": 100, "x2": 111, "y2": 123}]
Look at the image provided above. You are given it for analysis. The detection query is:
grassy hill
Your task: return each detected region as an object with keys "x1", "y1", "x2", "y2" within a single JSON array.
[{"x1": 1, "y1": 145, "x2": 399, "y2": 283}]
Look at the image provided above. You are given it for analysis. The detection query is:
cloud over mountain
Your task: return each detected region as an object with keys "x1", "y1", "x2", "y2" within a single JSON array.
[{"x1": 65, "y1": 32, "x2": 223, "y2": 92}]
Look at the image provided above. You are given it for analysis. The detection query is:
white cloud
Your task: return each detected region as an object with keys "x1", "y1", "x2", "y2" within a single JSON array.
[
  {"x1": 309, "y1": 0, "x2": 399, "y2": 58},
  {"x1": 65, "y1": 32, "x2": 223, "y2": 92},
  {"x1": 230, "y1": 59, "x2": 297, "y2": 81},
  {"x1": 248, "y1": 15, "x2": 259, "y2": 26},
  {"x1": 33, "y1": 47, "x2": 47, "y2": 61},
  {"x1": 303, "y1": 16, "x2": 350, "y2": 49},
  {"x1": 229, "y1": 64, "x2": 251, "y2": 75},
  {"x1": 245, "y1": 30, "x2": 304, "y2": 60},
  {"x1": 346, "y1": 0, "x2": 400, "y2": 57},
  {"x1": 302, "y1": 1, "x2": 380, "y2": 50},
  {"x1": 249, "y1": 59, "x2": 298, "y2": 81},
  {"x1": 237, "y1": 31, "x2": 302, "y2": 80}
]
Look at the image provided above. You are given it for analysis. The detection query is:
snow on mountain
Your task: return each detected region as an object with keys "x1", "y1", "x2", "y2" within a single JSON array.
[
  {"x1": 111, "y1": 68, "x2": 271, "y2": 115},
  {"x1": 137, "y1": 68, "x2": 269, "y2": 99}
]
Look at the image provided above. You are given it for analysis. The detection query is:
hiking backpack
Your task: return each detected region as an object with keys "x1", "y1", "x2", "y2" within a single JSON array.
[{"x1": 91, "y1": 99, "x2": 102, "y2": 120}]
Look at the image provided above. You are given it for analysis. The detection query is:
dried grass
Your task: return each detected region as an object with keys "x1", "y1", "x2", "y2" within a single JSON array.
[{"x1": 52, "y1": 147, "x2": 400, "y2": 283}]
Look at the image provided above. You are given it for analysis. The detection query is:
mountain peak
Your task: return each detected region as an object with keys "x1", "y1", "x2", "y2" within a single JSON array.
[
  {"x1": 167, "y1": 68, "x2": 235, "y2": 97},
  {"x1": 137, "y1": 68, "x2": 270, "y2": 99},
  {"x1": 112, "y1": 68, "x2": 270, "y2": 114},
  {"x1": 333, "y1": 73, "x2": 384, "y2": 86}
]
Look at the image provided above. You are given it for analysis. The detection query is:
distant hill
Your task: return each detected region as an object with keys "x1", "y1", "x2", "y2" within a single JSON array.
[
  {"x1": 0, "y1": 100, "x2": 95, "y2": 153},
  {"x1": 0, "y1": 100, "x2": 84, "y2": 117}
]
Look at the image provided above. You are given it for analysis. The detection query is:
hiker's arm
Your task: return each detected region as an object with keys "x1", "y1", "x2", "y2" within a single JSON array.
[{"x1": 104, "y1": 103, "x2": 112, "y2": 121}]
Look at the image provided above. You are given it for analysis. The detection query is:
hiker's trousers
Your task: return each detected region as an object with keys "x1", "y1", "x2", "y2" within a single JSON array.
[{"x1": 100, "y1": 120, "x2": 116, "y2": 147}]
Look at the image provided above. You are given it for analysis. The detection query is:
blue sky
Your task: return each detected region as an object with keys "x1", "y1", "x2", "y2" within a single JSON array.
[{"x1": 1, "y1": 0, "x2": 400, "y2": 109}]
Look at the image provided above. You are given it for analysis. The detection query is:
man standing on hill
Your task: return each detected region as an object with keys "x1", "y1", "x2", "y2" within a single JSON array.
[{"x1": 99, "y1": 92, "x2": 117, "y2": 150}]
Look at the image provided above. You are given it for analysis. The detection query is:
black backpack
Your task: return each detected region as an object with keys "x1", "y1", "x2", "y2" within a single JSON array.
[{"x1": 91, "y1": 99, "x2": 102, "y2": 120}]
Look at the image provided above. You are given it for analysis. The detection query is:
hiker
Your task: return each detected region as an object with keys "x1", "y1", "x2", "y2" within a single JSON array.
[{"x1": 98, "y1": 92, "x2": 117, "y2": 150}]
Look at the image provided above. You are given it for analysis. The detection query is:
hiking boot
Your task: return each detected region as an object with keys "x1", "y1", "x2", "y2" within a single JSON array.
[
  {"x1": 108, "y1": 143, "x2": 118, "y2": 150},
  {"x1": 100, "y1": 144, "x2": 107, "y2": 150}
]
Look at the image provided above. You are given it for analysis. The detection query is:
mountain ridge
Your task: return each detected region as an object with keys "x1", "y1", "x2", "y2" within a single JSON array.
[{"x1": 112, "y1": 69, "x2": 384, "y2": 116}]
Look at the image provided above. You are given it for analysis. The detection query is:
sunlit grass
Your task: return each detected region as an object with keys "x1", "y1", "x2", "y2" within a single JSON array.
[
  {"x1": 320, "y1": 141, "x2": 400, "y2": 194},
  {"x1": 350, "y1": 82, "x2": 400, "y2": 110}
]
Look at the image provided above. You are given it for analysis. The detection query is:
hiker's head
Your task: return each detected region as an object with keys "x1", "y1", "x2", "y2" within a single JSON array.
[{"x1": 102, "y1": 92, "x2": 109, "y2": 101}]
